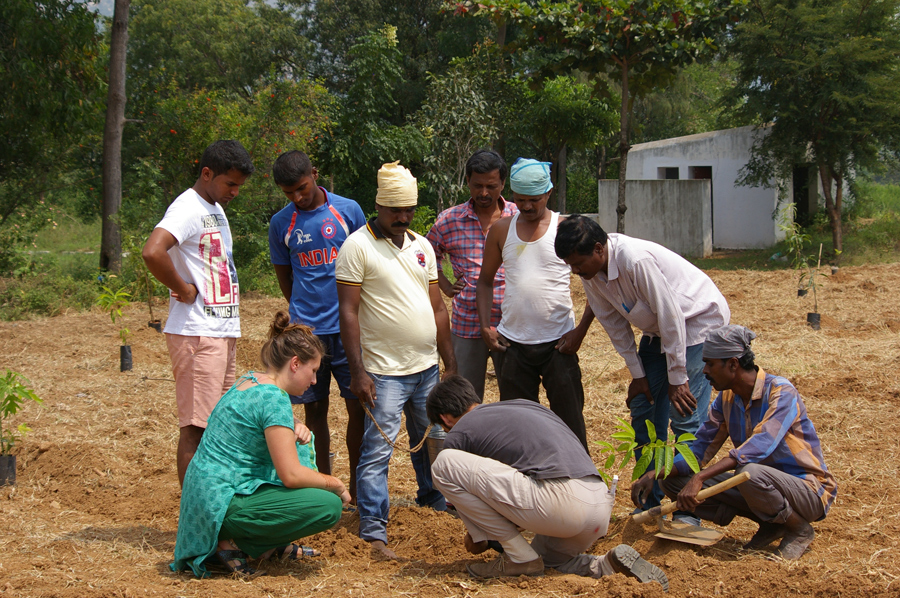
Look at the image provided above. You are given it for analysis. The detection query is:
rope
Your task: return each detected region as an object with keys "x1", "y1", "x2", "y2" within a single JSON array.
[{"x1": 360, "y1": 402, "x2": 432, "y2": 454}]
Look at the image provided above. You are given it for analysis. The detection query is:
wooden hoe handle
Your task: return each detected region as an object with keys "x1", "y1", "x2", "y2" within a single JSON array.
[{"x1": 632, "y1": 471, "x2": 751, "y2": 525}]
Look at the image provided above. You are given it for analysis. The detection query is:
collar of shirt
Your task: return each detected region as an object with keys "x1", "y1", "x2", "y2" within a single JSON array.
[
  {"x1": 460, "y1": 196, "x2": 513, "y2": 221},
  {"x1": 366, "y1": 216, "x2": 415, "y2": 246},
  {"x1": 601, "y1": 233, "x2": 622, "y2": 282},
  {"x1": 731, "y1": 367, "x2": 768, "y2": 409}
]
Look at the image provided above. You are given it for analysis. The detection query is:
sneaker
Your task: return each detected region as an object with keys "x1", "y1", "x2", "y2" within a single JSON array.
[
  {"x1": 607, "y1": 544, "x2": 669, "y2": 591},
  {"x1": 743, "y1": 522, "x2": 788, "y2": 551},
  {"x1": 466, "y1": 553, "x2": 544, "y2": 578}
]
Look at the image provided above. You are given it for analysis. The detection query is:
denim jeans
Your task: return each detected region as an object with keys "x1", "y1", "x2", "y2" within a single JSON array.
[
  {"x1": 631, "y1": 337, "x2": 711, "y2": 509},
  {"x1": 356, "y1": 364, "x2": 446, "y2": 543}
]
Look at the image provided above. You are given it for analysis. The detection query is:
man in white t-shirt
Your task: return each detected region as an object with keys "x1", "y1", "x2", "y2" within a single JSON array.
[{"x1": 142, "y1": 140, "x2": 255, "y2": 486}]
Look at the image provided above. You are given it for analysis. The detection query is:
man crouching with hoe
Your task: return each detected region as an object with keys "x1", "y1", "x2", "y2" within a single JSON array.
[
  {"x1": 632, "y1": 325, "x2": 837, "y2": 560},
  {"x1": 426, "y1": 375, "x2": 668, "y2": 589}
]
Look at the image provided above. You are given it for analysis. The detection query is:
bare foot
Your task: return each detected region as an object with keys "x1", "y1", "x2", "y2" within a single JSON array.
[{"x1": 369, "y1": 540, "x2": 400, "y2": 560}]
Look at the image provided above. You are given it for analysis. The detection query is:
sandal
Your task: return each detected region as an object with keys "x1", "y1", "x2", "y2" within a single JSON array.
[
  {"x1": 270, "y1": 543, "x2": 321, "y2": 561},
  {"x1": 216, "y1": 549, "x2": 265, "y2": 578}
]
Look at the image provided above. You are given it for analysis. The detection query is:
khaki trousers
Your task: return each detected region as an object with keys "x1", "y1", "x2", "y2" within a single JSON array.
[{"x1": 432, "y1": 449, "x2": 615, "y2": 576}]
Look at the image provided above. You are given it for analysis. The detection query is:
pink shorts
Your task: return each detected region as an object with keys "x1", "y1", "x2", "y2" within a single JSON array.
[{"x1": 165, "y1": 334, "x2": 237, "y2": 428}]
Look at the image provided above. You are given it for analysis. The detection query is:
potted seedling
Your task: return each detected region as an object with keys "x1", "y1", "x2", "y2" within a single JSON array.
[
  {"x1": 144, "y1": 270, "x2": 162, "y2": 333},
  {"x1": 97, "y1": 285, "x2": 133, "y2": 371},
  {"x1": 800, "y1": 243, "x2": 825, "y2": 330},
  {"x1": 0, "y1": 370, "x2": 43, "y2": 486},
  {"x1": 778, "y1": 204, "x2": 812, "y2": 297}
]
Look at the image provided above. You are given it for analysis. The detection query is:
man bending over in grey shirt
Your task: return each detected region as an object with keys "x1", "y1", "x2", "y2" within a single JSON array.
[{"x1": 426, "y1": 375, "x2": 668, "y2": 589}]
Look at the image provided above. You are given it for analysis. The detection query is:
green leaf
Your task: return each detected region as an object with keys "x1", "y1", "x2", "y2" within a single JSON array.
[
  {"x1": 646, "y1": 420, "x2": 657, "y2": 443},
  {"x1": 654, "y1": 445, "x2": 665, "y2": 477},
  {"x1": 633, "y1": 450, "x2": 653, "y2": 480},
  {"x1": 664, "y1": 445, "x2": 675, "y2": 477},
  {"x1": 676, "y1": 433, "x2": 697, "y2": 443},
  {"x1": 604, "y1": 453, "x2": 616, "y2": 470},
  {"x1": 675, "y1": 443, "x2": 701, "y2": 473}
]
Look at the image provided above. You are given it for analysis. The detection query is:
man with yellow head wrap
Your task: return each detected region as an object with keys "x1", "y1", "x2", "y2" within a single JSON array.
[{"x1": 336, "y1": 162, "x2": 457, "y2": 559}]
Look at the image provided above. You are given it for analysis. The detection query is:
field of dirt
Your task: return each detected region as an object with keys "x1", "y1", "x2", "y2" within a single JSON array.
[{"x1": 1, "y1": 263, "x2": 899, "y2": 597}]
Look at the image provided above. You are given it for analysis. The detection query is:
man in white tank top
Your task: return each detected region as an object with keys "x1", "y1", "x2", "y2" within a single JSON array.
[{"x1": 475, "y1": 158, "x2": 588, "y2": 450}]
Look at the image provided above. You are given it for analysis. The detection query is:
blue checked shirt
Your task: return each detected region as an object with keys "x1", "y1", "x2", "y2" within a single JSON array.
[{"x1": 675, "y1": 367, "x2": 837, "y2": 516}]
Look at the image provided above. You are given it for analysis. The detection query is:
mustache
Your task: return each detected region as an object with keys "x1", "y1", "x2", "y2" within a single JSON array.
[{"x1": 391, "y1": 222, "x2": 409, "y2": 228}]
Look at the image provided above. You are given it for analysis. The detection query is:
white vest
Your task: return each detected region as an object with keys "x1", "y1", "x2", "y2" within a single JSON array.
[{"x1": 497, "y1": 211, "x2": 575, "y2": 344}]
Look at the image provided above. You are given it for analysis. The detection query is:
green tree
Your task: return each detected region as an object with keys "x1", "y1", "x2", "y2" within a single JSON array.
[
  {"x1": 292, "y1": 0, "x2": 494, "y2": 117},
  {"x1": 417, "y1": 60, "x2": 498, "y2": 213},
  {"x1": 315, "y1": 26, "x2": 428, "y2": 211},
  {"x1": 0, "y1": 0, "x2": 104, "y2": 264},
  {"x1": 631, "y1": 59, "x2": 749, "y2": 144},
  {"x1": 726, "y1": 0, "x2": 900, "y2": 256},
  {"x1": 451, "y1": 0, "x2": 744, "y2": 231},
  {"x1": 508, "y1": 75, "x2": 616, "y2": 213},
  {"x1": 128, "y1": 0, "x2": 310, "y2": 101}
]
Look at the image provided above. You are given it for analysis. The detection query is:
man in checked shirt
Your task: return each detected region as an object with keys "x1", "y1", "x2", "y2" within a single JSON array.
[
  {"x1": 632, "y1": 325, "x2": 837, "y2": 560},
  {"x1": 426, "y1": 150, "x2": 517, "y2": 398}
]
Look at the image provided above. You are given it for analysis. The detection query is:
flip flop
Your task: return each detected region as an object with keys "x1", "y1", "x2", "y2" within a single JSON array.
[{"x1": 270, "y1": 543, "x2": 321, "y2": 560}]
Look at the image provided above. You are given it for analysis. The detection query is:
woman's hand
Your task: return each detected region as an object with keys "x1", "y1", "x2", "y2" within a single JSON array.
[
  {"x1": 293, "y1": 419, "x2": 312, "y2": 445},
  {"x1": 323, "y1": 474, "x2": 351, "y2": 506}
]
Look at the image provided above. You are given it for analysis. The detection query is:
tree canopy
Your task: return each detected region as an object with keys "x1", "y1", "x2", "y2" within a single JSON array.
[{"x1": 727, "y1": 0, "x2": 900, "y2": 255}]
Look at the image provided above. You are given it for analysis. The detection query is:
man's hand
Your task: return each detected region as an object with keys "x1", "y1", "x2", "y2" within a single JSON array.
[
  {"x1": 351, "y1": 374, "x2": 377, "y2": 409},
  {"x1": 439, "y1": 276, "x2": 466, "y2": 298},
  {"x1": 676, "y1": 474, "x2": 704, "y2": 512},
  {"x1": 668, "y1": 382, "x2": 697, "y2": 417},
  {"x1": 480, "y1": 327, "x2": 510, "y2": 352},
  {"x1": 556, "y1": 327, "x2": 587, "y2": 355},
  {"x1": 626, "y1": 377, "x2": 652, "y2": 409},
  {"x1": 170, "y1": 283, "x2": 199, "y2": 304},
  {"x1": 464, "y1": 532, "x2": 489, "y2": 555},
  {"x1": 631, "y1": 470, "x2": 656, "y2": 508},
  {"x1": 293, "y1": 419, "x2": 312, "y2": 445}
]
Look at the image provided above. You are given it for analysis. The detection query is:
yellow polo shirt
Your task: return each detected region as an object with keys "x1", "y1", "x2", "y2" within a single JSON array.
[{"x1": 336, "y1": 220, "x2": 439, "y2": 376}]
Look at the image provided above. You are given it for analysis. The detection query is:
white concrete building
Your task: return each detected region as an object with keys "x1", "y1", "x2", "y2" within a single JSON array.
[{"x1": 622, "y1": 125, "x2": 818, "y2": 249}]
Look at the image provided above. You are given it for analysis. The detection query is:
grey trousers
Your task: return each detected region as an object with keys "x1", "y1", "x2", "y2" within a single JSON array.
[
  {"x1": 452, "y1": 334, "x2": 504, "y2": 399},
  {"x1": 432, "y1": 448, "x2": 616, "y2": 577},
  {"x1": 660, "y1": 463, "x2": 826, "y2": 526}
]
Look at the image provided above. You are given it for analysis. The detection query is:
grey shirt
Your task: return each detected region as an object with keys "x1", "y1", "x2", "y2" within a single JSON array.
[{"x1": 443, "y1": 400, "x2": 599, "y2": 480}]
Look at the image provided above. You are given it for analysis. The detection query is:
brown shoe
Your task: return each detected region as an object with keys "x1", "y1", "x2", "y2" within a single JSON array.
[
  {"x1": 466, "y1": 553, "x2": 544, "y2": 578},
  {"x1": 607, "y1": 544, "x2": 669, "y2": 591}
]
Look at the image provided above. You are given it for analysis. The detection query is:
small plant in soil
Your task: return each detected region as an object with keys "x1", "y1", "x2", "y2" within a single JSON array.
[
  {"x1": 97, "y1": 285, "x2": 132, "y2": 345},
  {"x1": 0, "y1": 370, "x2": 43, "y2": 455},
  {"x1": 595, "y1": 417, "x2": 700, "y2": 483}
]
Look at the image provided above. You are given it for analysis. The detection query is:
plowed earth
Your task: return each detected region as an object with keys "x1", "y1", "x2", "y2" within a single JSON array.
[{"x1": 1, "y1": 263, "x2": 898, "y2": 597}]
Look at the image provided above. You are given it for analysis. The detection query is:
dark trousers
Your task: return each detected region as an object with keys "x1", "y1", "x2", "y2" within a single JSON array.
[
  {"x1": 497, "y1": 339, "x2": 588, "y2": 451},
  {"x1": 660, "y1": 463, "x2": 826, "y2": 526}
]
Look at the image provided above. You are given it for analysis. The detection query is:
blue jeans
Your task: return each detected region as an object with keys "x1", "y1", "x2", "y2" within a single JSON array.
[
  {"x1": 357, "y1": 365, "x2": 446, "y2": 543},
  {"x1": 632, "y1": 337, "x2": 711, "y2": 509}
]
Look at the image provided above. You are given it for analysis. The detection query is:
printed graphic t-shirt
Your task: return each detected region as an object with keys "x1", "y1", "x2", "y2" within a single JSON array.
[
  {"x1": 156, "y1": 188, "x2": 240, "y2": 338},
  {"x1": 268, "y1": 190, "x2": 366, "y2": 334}
]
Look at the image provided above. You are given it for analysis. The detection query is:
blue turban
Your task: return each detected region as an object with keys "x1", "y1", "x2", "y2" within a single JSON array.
[{"x1": 510, "y1": 158, "x2": 553, "y2": 196}]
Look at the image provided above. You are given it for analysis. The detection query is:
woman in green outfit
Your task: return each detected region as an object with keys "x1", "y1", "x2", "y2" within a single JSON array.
[{"x1": 172, "y1": 311, "x2": 350, "y2": 578}]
